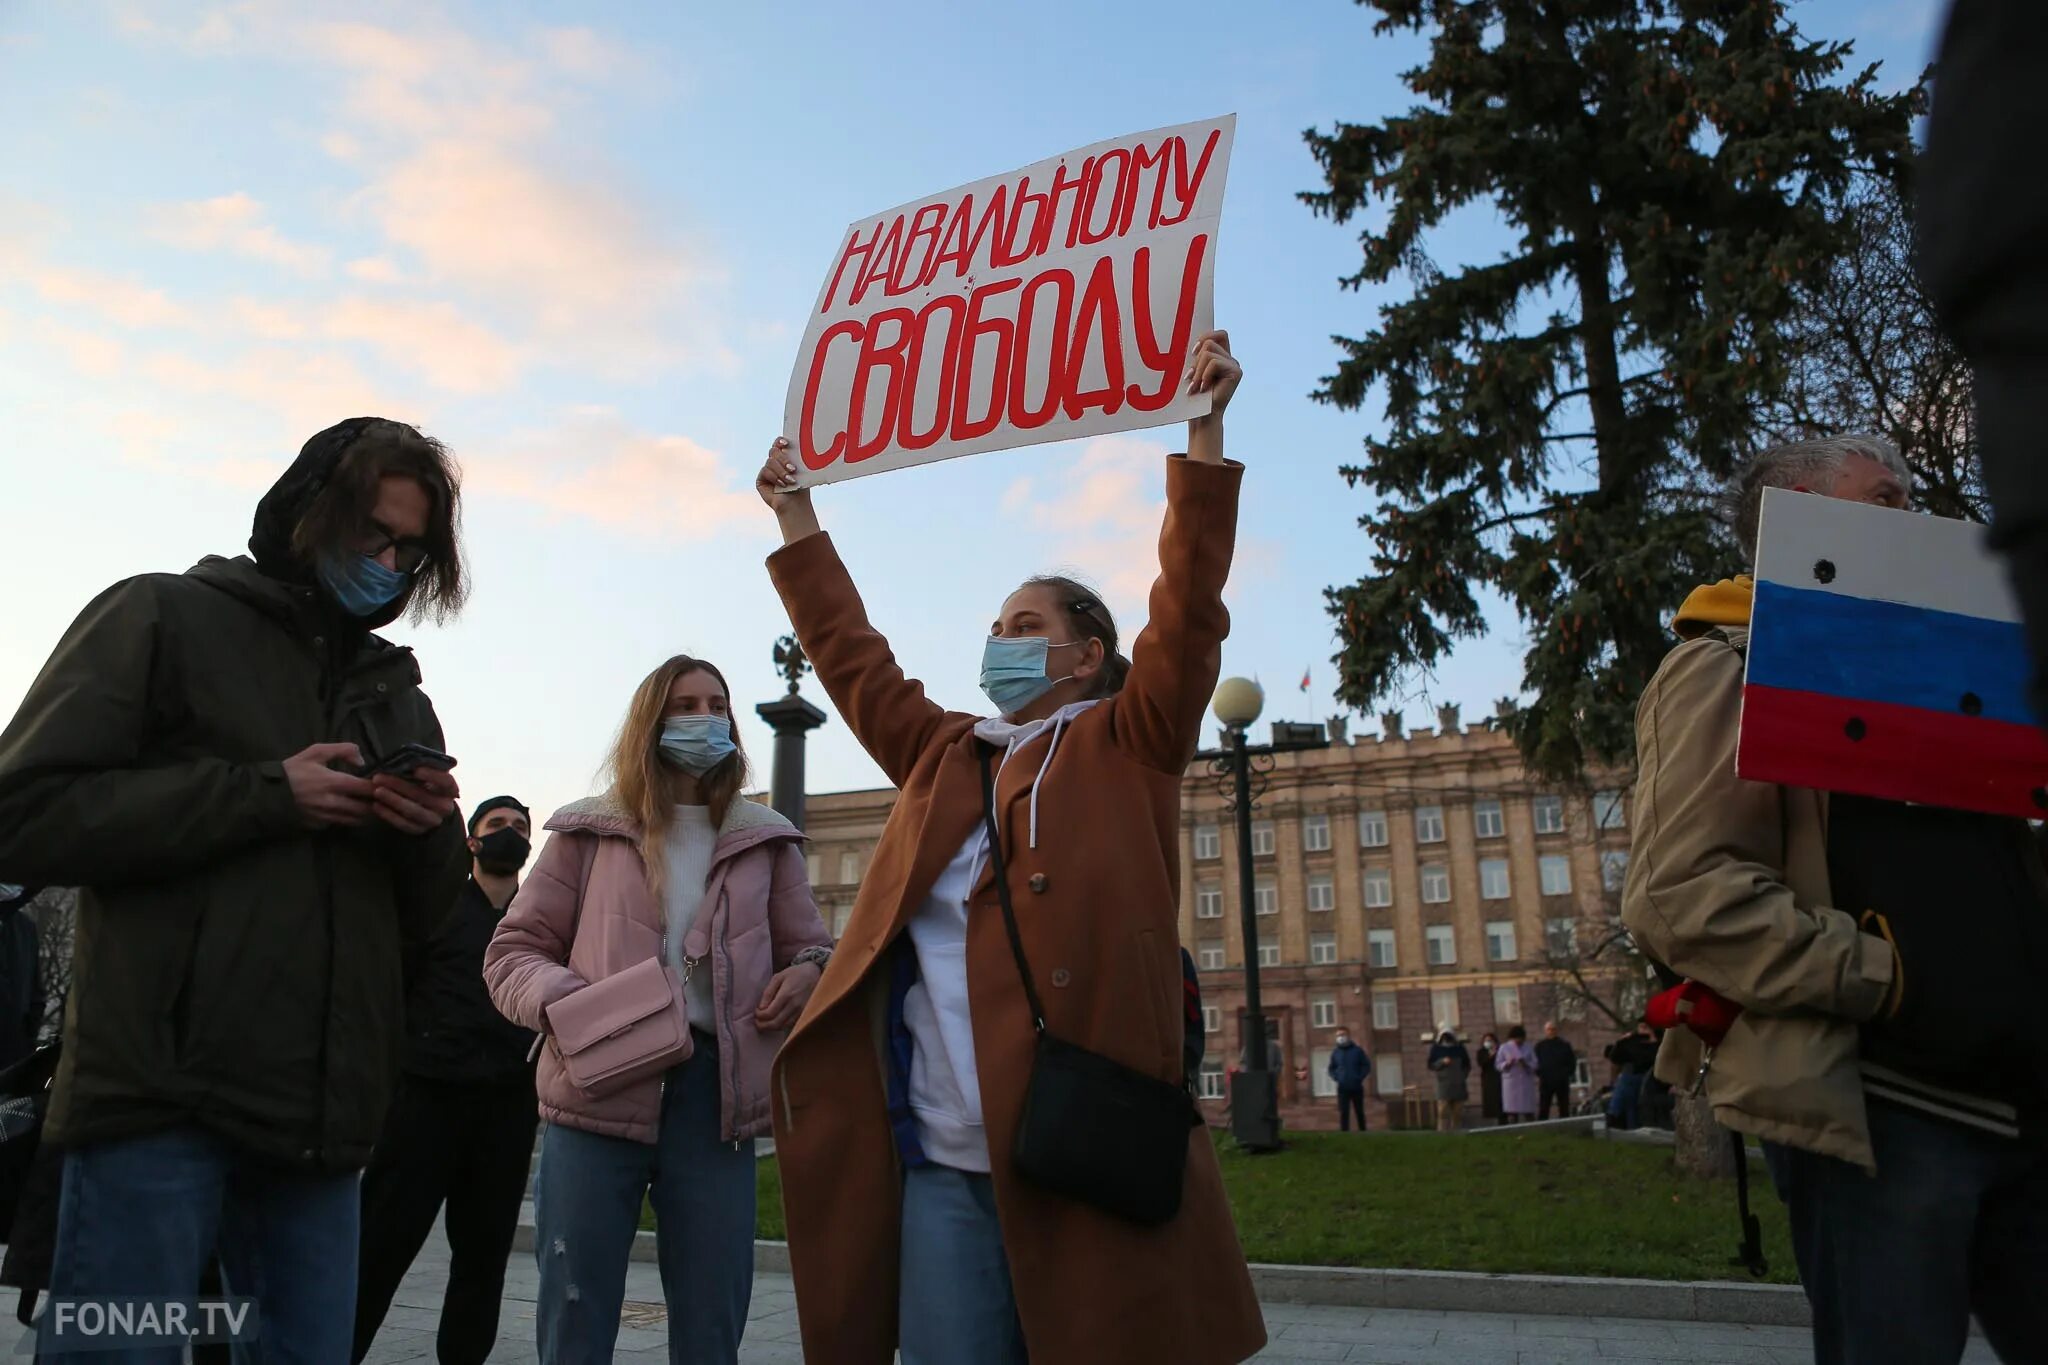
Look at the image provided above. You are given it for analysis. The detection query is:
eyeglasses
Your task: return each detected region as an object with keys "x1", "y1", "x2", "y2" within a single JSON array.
[{"x1": 360, "y1": 526, "x2": 433, "y2": 575}]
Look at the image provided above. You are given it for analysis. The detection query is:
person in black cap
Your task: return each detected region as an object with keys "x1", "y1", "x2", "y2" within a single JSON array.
[
  {"x1": 0, "y1": 417, "x2": 469, "y2": 1363},
  {"x1": 354, "y1": 795, "x2": 540, "y2": 1365}
]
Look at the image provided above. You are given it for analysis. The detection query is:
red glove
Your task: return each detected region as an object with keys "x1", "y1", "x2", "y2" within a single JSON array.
[{"x1": 1646, "y1": 980, "x2": 1742, "y2": 1049}]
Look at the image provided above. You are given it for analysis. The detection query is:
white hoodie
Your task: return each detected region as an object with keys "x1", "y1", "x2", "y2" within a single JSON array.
[{"x1": 901, "y1": 699, "x2": 1100, "y2": 1172}]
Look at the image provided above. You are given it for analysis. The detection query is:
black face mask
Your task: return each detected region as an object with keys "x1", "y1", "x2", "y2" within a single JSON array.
[{"x1": 474, "y1": 828, "x2": 531, "y2": 874}]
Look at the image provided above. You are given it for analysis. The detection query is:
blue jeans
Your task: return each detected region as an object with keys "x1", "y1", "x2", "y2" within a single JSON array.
[
  {"x1": 41, "y1": 1125, "x2": 359, "y2": 1365},
  {"x1": 1765, "y1": 1099, "x2": 2048, "y2": 1364},
  {"x1": 1607, "y1": 1071, "x2": 1644, "y2": 1131},
  {"x1": 531, "y1": 1032, "x2": 755, "y2": 1365},
  {"x1": 898, "y1": 1164, "x2": 1026, "y2": 1365}
]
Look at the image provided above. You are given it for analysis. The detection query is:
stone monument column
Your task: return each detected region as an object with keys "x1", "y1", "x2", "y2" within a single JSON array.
[{"x1": 756, "y1": 635, "x2": 828, "y2": 831}]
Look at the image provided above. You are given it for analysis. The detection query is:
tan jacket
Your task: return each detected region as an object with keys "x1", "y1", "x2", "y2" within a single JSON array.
[
  {"x1": 764, "y1": 455, "x2": 1266, "y2": 1365},
  {"x1": 1621, "y1": 623, "x2": 1897, "y2": 1170}
]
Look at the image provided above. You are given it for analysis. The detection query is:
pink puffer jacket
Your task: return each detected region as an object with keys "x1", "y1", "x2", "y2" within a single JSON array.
[{"x1": 483, "y1": 793, "x2": 831, "y2": 1144}]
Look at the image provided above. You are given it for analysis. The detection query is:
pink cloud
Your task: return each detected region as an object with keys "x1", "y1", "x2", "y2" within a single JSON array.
[
  {"x1": 345, "y1": 255, "x2": 401, "y2": 283},
  {"x1": 27, "y1": 262, "x2": 191, "y2": 330},
  {"x1": 149, "y1": 192, "x2": 331, "y2": 276},
  {"x1": 472, "y1": 410, "x2": 764, "y2": 543},
  {"x1": 323, "y1": 296, "x2": 523, "y2": 394},
  {"x1": 33, "y1": 320, "x2": 128, "y2": 377}
]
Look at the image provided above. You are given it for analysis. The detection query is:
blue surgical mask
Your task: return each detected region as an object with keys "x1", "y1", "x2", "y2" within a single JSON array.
[
  {"x1": 979, "y1": 636, "x2": 1079, "y2": 716},
  {"x1": 659, "y1": 715, "x2": 737, "y2": 775},
  {"x1": 317, "y1": 553, "x2": 410, "y2": 618}
]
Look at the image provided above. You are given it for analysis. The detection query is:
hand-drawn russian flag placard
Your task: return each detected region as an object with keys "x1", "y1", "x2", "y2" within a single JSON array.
[{"x1": 1737, "y1": 487, "x2": 2048, "y2": 817}]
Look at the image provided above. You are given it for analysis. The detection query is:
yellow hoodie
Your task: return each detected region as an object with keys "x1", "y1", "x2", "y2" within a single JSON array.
[{"x1": 1672, "y1": 575, "x2": 1753, "y2": 639}]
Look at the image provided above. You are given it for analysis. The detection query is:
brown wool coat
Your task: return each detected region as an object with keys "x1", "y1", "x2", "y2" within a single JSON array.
[{"x1": 765, "y1": 455, "x2": 1266, "y2": 1365}]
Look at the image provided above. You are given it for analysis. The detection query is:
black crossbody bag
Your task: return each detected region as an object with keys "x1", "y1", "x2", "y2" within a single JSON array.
[{"x1": 977, "y1": 744, "x2": 1199, "y2": 1226}]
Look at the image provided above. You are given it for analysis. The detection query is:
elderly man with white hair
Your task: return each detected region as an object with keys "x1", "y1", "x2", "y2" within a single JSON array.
[{"x1": 1620, "y1": 434, "x2": 2048, "y2": 1365}]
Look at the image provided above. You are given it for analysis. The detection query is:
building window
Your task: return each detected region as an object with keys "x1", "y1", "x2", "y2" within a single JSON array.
[
  {"x1": 1540, "y1": 854, "x2": 1573, "y2": 896},
  {"x1": 1415, "y1": 805, "x2": 1445, "y2": 843},
  {"x1": 839, "y1": 851, "x2": 860, "y2": 885},
  {"x1": 1311, "y1": 1050, "x2": 1338, "y2": 1097},
  {"x1": 1376, "y1": 1055, "x2": 1405, "y2": 1095},
  {"x1": 1257, "y1": 938, "x2": 1281, "y2": 968},
  {"x1": 1372, "y1": 995, "x2": 1399, "y2": 1030},
  {"x1": 805, "y1": 852, "x2": 823, "y2": 885},
  {"x1": 1359, "y1": 810, "x2": 1390, "y2": 847},
  {"x1": 1485, "y1": 920, "x2": 1517, "y2": 963},
  {"x1": 1194, "y1": 825, "x2": 1221, "y2": 860},
  {"x1": 1574, "y1": 1058, "x2": 1593, "y2": 1086},
  {"x1": 1546, "y1": 917, "x2": 1579, "y2": 957},
  {"x1": 1303, "y1": 813, "x2": 1331, "y2": 852},
  {"x1": 1480, "y1": 858, "x2": 1511, "y2": 900},
  {"x1": 1421, "y1": 863, "x2": 1451, "y2": 904},
  {"x1": 1368, "y1": 929, "x2": 1396, "y2": 969},
  {"x1": 1473, "y1": 798, "x2": 1505, "y2": 839},
  {"x1": 1255, "y1": 879, "x2": 1279, "y2": 916},
  {"x1": 1198, "y1": 943, "x2": 1225, "y2": 970},
  {"x1": 1307, "y1": 875, "x2": 1335, "y2": 913},
  {"x1": 1195, "y1": 885, "x2": 1224, "y2": 919},
  {"x1": 1594, "y1": 788, "x2": 1628, "y2": 830},
  {"x1": 1425, "y1": 924, "x2": 1456, "y2": 966},
  {"x1": 1493, "y1": 985, "x2": 1523, "y2": 1024},
  {"x1": 1561, "y1": 992, "x2": 1588, "y2": 1022},
  {"x1": 1602, "y1": 850, "x2": 1631, "y2": 892},
  {"x1": 1203, "y1": 1006, "x2": 1220, "y2": 1034},
  {"x1": 1311, "y1": 996, "x2": 1338, "y2": 1029},
  {"x1": 1533, "y1": 794, "x2": 1566, "y2": 835},
  {"x1": 833, "y1": 904, "x2": 853, "y2": 937},
  {"x1": 1431, "y1": 987, "x2": 1461, "y2": 1029},
  {"x1": 1199, "y1": 1065, "x2": 1225, "y2": 1100},
  {"x1": 1363, "y1": 867, "x2": 1393, "y2": 908},
  {"x1": 1252, "y1": 821, "x2": 1277, "y2": 857},
  {"x1": 1310, "y1": 932, "x2": 1338, "y2": 965}
]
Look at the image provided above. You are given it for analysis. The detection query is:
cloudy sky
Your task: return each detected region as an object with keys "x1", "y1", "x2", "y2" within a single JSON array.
[{"x1": 0, "y1": 0, "x2": 1941, "y2": 822}]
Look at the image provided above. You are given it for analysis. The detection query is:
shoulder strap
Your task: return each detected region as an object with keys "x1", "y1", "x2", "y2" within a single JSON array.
[{"x1": 977, "y1": 743, "x2": 1047, "y2": 1035}]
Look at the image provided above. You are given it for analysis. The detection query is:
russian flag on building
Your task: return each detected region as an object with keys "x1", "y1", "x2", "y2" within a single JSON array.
[{"x1": 1737, "y1": 487, "x2": 2048, "y2": 819}]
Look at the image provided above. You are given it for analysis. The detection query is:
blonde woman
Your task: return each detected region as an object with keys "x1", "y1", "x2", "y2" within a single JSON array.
[{"x1": 485, "y1": 656, "x2": 830, "y2": 1365}]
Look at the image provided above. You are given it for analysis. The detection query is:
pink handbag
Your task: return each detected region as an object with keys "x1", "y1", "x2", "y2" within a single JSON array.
[{"x1": 543, "y1": 956, "x2": 693, "y2": 1096}]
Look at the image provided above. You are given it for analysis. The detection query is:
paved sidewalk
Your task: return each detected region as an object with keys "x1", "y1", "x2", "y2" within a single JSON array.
[{"x1": 0, "y1": 1224, "x2": 1999, "y2": 1363}]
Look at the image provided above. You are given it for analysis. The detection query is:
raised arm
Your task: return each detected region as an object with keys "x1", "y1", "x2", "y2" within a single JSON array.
[
  {"x1": 758, "y1": 440, "x2": 961, "y2": 787},
  {"x1": 1110, "y1": 330, "x2": 1245, "y2": 773},
  {"x1": 1621, "y1": 636, "x2": 1897, "y2": 1020}
]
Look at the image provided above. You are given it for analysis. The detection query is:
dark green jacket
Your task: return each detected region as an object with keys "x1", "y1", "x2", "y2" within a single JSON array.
[{"x1": 0, "y1": 433, "x2": 467, "y2": 1171}]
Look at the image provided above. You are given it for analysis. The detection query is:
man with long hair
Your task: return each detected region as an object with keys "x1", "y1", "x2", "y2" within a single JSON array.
[{"x1": 0, "y1": 418, "x2": 472, "y2": 1362}]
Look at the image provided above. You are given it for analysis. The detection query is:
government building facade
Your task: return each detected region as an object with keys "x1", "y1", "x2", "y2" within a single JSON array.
[{"x1": 795, "y1": 703, "x2": 1636, "y2": 1131}]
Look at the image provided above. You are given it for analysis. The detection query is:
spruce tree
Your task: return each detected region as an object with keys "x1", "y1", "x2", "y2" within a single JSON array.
[{"x1": 1304, "y1": 0, "x2": 1916, "y2": 778}]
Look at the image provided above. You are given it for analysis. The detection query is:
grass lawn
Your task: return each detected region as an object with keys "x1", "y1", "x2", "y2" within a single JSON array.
[
  {"x1": 1213, "y1": 1130, "x2": 1797, "y2": 1285},
  {"x1": 647, "y1": 1130, "x2": 1796, "y2": 1285}
]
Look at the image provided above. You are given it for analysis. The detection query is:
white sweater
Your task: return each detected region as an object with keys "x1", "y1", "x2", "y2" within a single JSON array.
[
  {"x1": 902, "y1": 699, "x2": 1101, "y2": 1173},
  {"x1": 661, "y1": 805, "x2": 719, "y2": 1035}
]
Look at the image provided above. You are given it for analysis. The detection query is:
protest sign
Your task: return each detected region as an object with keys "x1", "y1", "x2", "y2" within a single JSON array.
[
  {"x1": 1737, "y1": 487, "x2": 2048, "y2": 817},
  {"x1": 781, "y1": 115, "x2": 1235, "y2": 487}
]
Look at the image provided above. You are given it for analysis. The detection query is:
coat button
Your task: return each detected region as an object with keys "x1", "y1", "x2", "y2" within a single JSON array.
[
  {"x1": 1028, "y1": 874, "x2": 1050, "y2": 894},
  {"x1": 376, "y1": 683, "x2": 388, "y2": 694},
  {"x1": 1051, "y1": 968, "x2": 1072, "y2": 988},
  {"x1": 311, "y1": 636, "x2": 325, "y2": 649}
]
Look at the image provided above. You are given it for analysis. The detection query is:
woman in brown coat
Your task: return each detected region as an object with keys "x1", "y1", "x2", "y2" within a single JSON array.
[{"x1": 751, "y1": 330, "x2": 1264, "y2": 1365}]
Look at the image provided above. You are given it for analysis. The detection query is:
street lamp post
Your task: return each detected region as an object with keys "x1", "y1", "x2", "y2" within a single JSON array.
[{"x1": 1201, "y1": 678, "x2": 1328, "y2": 1152}]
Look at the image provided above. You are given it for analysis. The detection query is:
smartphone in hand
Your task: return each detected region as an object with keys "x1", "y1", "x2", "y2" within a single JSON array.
[{"x1": 366, "y1": 742, "x2": 458, "y2": 778}]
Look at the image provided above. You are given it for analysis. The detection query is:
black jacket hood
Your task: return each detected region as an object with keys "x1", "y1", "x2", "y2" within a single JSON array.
[{"x1": 244, "y1": 417, "x2": 417, "y2": 631}]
